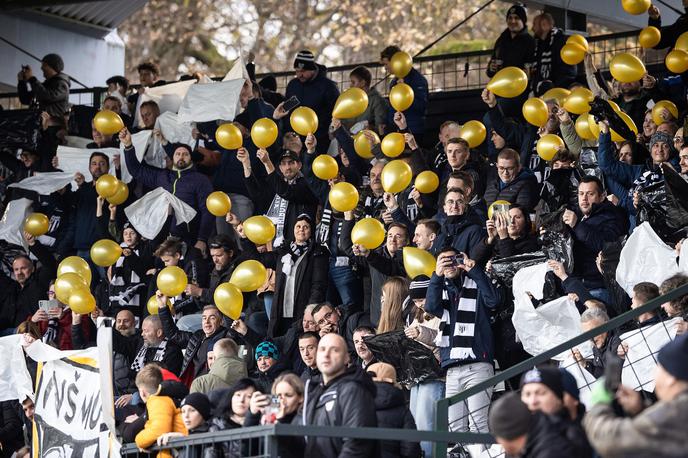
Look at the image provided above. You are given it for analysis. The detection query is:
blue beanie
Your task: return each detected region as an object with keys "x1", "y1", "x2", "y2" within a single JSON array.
[
  {"x1": 255, "y1": 341, "x2": 279, "y2": 361},
  {"x1": 559, "y1": 368, "x2": 580, "y2": 401},
  {"x1": 657, "y1": 333, "x2": 688, "y2": 381}
]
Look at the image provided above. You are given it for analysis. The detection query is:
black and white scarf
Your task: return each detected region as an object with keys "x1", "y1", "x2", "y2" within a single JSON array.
[
  {"x1": 281, "y1": 241, "x2": 309, "y2": 276},
  {"x1": 266, "y1": 174, "x2": 302, "y2": 247},
  {"x1": 109, "y1": 246, "x2": 145, "y2": 308},
  {"x1": 435, "y1": 276, "x2": 478, "y2": 360},
  {"x1": 130, "y1": 339, "x2": 168, "y2": 372}
]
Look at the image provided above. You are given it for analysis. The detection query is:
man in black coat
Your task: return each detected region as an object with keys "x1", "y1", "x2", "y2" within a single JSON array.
[
  {"x1": 17, "y1": 53, "x2": 70, "y2": 118},
  {"x1": 483, "y1": 148, "x2": 540, "y2": 213}
]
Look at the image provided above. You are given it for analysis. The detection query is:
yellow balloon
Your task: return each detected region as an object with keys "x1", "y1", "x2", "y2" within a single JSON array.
[
  {"x1": 536, "y1": 134, "x2": 565, "y2": 161},
  {"x1": 68, "y1": 288, "x2": 96, "y2": 314},
  {"x1": 353, "y1": 130, "x2": 379, "y2": 159},
  {"x1": 522, "y1": 98, "x2": 549, "y2": 127},
  {"x1": 215, "y1": 123, "x2": 243, "y2": 150},
  {"x1": 588, "y1": 114, "x2": 601, "y2": 138},
  {"x1": 251, "y1": 118, "x2": 278, "y2": 148},
  {"x1": 57, "y1": 256, "x2": 92, "y2": 285},
  {"x1": 24, "y1": 213, "x2": 49, "y2": 236},
  {"x1": 665, "y1": 49, "x2": 688, "y2": 74},
  {"x1": 214, "y1": 282, "x2": 243, "y2": 319},
  {"x1": 243, "y1": 216, "x2": 276, "y2": 245},
  {"x1": 575, "y1": 113, "x2": 596, "y2": 140},
  {"x1": 621, "y1": 0, "x2": 651, "y2": 15},
  {"x1": 414, "y1": 171, "x2": 439, "y2": 194},
  {"x1": 95, "y1": 174, "x2": 119, "y2": 198},
  {"x1": 609, "y1": 53, "x2": 646, "y2": 83},
  {"x1": 206, "y1": 191, "x2": 232, "y2": 217},
  {"x1": 230, "y1": 260, "x2": 268, "y2": 292},
  {"x1": 332, "y1": 88, "x2": 369, "y2": 119},
  {"x1": 328, "y1": 182, "x2": 359, "y2": 212},
  {"x1": 560, "y1": 43, "x2": 586, "y2": 65},
  {"x1": 639, "y1": 26, "x2": 661, "y2": 49},
  {"x1": 381, "y1": 160, "x2": 413, "y2": 194},
  {"x1": 541, "y1": 87, "x2": 571, "y2": 106},
  {"x1": 389, "y1": 83, "x2": 414, "y2": 112},
  {"x1": 459, "y1": 120, "x2": 487, "y2": 148},
  {"x1": 312, "y1": 155, "x2": 339, "y2": 180},
  {"x1": 403, "y1": 247, "x2": 436, "y2": 279},
  {"x1": 610, "y1": 111, "x2": 639, "y2": 142},
  {"x1": 107, "y1": 181, "x2": 129, "y2": 206},
  {"x1": 90, "y1": 239, "x2": 122, "y2": 267},
  {"x1": 156, "y1": 266, "x2": 188, "y2": 297},
  {"x1": 93, "y1": 110, "x2": 124, "y2": 135},
  {"x1": 390, "y1": 51, "x2": 413, "y2": 78},
  {"x1": 351, "y1": 217, "x2": 386, "y2": 250},
  {"x1": 676, "y1": 31, "x2": 688, "y2": 52},
  {"x1": 381, "y1": 132, "x2": 406, "y2": 158},
  {"x1": 486, "y1": 66, "x2": 528, "y2": 98},
  {"x1": 487, "y1": 200, "x2": 511, "y2": 220},
  {"x1": 652, "y1": 100, "x2": 679, "y2": 126},
  {"x1": 147, "y1": 295, "x2": 173, "y2": 315},
  {"x1": 563, "y1": 87, "x2": 593, "y2": 115},
  {"x1": 290, "y1": 106, "x2": 319, "y2": 136},
  {"x1": 566, "y1": 35, "x2": 589, "y2": 52},
  {"x1": 54, "y1": 272, "x2": 88, "y2": 304}
]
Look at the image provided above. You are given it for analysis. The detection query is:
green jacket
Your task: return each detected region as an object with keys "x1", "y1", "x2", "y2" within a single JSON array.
[{"x1": 189, "y1": 355, "x2": 247, "y2": 394}]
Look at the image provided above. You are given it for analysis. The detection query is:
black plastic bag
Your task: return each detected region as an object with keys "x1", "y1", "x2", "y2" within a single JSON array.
[
  {"x1": 637, "y1": 165, "x2": 688, "y2": 244},
  {"x1": 537, "y1": 206, "x2": 575, "y2": 272},
  {"x1": 0, "y1": 109, "x2": 41, "y2": 151},
  {"x1": 364, "y1": 331, "x2": 442, "y2": 386},
  {"x1": 538, "y1": 168, "x2": 583, "y2": 215},
  {"x1": 489, "y1": 251, "x2": 547, "y2": 289}
]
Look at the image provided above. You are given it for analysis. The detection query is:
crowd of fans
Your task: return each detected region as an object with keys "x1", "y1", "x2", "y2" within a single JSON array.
[{"x1": 2, "y1": 2, "x2": 688, "y2": 457}]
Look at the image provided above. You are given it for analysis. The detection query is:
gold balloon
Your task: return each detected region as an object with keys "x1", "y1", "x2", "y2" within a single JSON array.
[
  {"x1": 522, "y1": 98, "x2": 549, "y2": 127},
  {"x1": 389, "y1": 83, "x2": 414, "y2": 112},
  {"x1": 230, "y1": 260, "x2": 268, "y2": 292},
  {"x1": 290, "y1": 106, "x2": 319, "y2": 136},
  {"x1": 332, "y1": 88, "x2": 369, "y2": 119},
  {"x1": 610, "y1": 111, "x2": 638, "y2": 142},
  {"x1": 390, "y1": 51, "x2": 413, "y2": 78},
  {"x1": 328, "y1": 182, "x2": 359, "y2": 212},
  {"x1": 312, "y1": 155, "x2": 339, "y2": 180},
  {"x1": 107, "y1": 181, "x2": 128, "y2": 206},
  {"x1": 560, "y1": 43, "x2": 586, "y2": 65},
  {"x1": 459, "y1": 120, "x2": 487, "y2": 148},
  {"x1": 665, "y1": 49, "x2": 688, "y2": 74},
  {"x1": 351, "y1": 217, "x2": 386, "y2": 250},
  {"x1": 54, "y1": 272, "x2": 88, "y2": 304},
  {"x1": 90, "y1": 239, "x2": 122, "y2": 267},
  {"x1": 574, "y1": 113, "x2": 596, "y2": 140},
  {"x1": 588, "y1": 114, "x2": 601, "y2": 138},
  {"x1": 487, "y1": 200, "x2": 511, "y2": 220},
  {"x1": 24, "y1": 213, "x2": 49, "y2": 236},
  {"x1": 147, "y1": 295, "x2": 173, "y2": 315},
  {"x1": 243, "y1": 215, "x2": 276, "y2": 245},
  {"x1": 607, "y1": 100, "x2": 621, "y2": 112},
  {"x1": 563, "y1": 87, "x2": 593, "y2": 115},
  {"x1": 206, "y1": 191, "x2": 232, "y2": 217},
  {"x1": 214, "y1": 282, "x2": 243, "y2": 319},
  {"x1": 566, "y1": 34, "x2": 589, "y2": 52},
  {"x1": 250, "y1": 118, "x2": 279, "y2": 148},
  {"x1": 156, "y1": 266, "x2": 188, "y2": 297},
  {"x1": 68, "y1": 288, "x2": 96, "y2": 314},
  {"x1": 414, "y1": 171, "x2": 439, "y2": 194},
  {"x1": 381, "y1": 132, "x2": 405, "y2": 158},
  {"x1": 403, "y1": 247, "x2": 436, "y2": 279},
  {"x1": 95, "y1": 174, "x2": 119, "y2": 198},
  {"x1": 676, "y1": 31, "x2": 688, "y2": 52},
  {"x1": 486, "y1": 66, "x2": 528, "y2": 98},
  {"x1": 609, "y1": 53, "x2": 646, "y2": 83},
  {"x1": 381, "y1": 160, "x2": 413, "y2": 194},
  {"x1": 652, "y1": 100, "x2": 679, "y2": 126},
  {"x1": 353, "y1": 130, "x2": 379, "y2": 159},
  {"x1": 57, "y1": 256, "x2": 92, "y2": 285},
  {"x1": 541, "y1": 87, "x2": 571, "y2": 105},
  {"x1": 93, "y1": 110, "x2": 124, "y2": 135},
  {"x1": 215, "y1": 123, "x2": 243, "y2": 150},
  {"x1": 639, "y1": 26, "x2": 661, "y2": 48},
  {"x1": 536, "y1": 134, "x2": 565, "y2": 161},
  {"x1": 621, "y1": 0, "x2": 651, "y2": 15}
]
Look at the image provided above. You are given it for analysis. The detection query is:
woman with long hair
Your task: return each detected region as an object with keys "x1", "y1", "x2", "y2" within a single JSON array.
[{"x1": 377, "y1": 277, "x2": 409, "y2": 334}]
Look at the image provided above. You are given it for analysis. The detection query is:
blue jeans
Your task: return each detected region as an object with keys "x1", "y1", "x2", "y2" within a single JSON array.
[
  {"x1": 263, "y1": 292, "x2": 274, "y2": 319},
  {"x1": 327, "y1": 259, "x2": 362, "y2": 314},
  {"x1": 410, "y1": 380, "x2": 444, "y2": 457}
]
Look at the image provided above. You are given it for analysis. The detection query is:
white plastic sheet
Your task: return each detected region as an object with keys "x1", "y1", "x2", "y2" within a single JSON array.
[
  {"x1": 155, "y1": 111, "x2": 194, "y2": 147},
  {"x1": 8, "y1": 171, "x2": 74, "y2": 195},
  {"x1": 222, "y1": 56, "x2": 251, "y2": 82},
  {"x1": 0, "y1": 198, "x2": 33, "y2": 248},
  {"x1": 134, "y1": 79, "x2": 197, "y2": 128},
  {"x1": 619, "y1": 317, "x2": 680, "y2": 392},
  {"x1": 124, "y1": 187, "x2": 197, "y2": 240},
  {"x1": 177, "y1": 78, "x2": 245, "y2": 123},
  {"x1": 679, "y1": 241, "x2": 688, "y2": 273},
  {"x1": 56, "y1": 145, "x2": 133, "y2": 187},
  {"x1": 616, "y1": 222, "x2": 681, "y2": 296},
  {"x1": 0, "y1": 334, "x2": 34, "y2": 403}
]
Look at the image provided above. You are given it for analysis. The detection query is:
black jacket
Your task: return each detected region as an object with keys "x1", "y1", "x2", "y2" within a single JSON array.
[
  {"x1": 487, "y1": 27, "x2": 536, "y2": 77},
  {"x1": 584, "y1": 329, "x2": 622, "y2": 379},
  {"x1": 112, "y1": 330, "x2": 184, "y2": 377},
  {"x1": 17, "y1": 73, "x2": 71, "y2": 118},
  {"x1": 300, "y1": 366, "x2": 378, "y2": 457},
  {"x1": 431, "y1": 209, "x2": 486, "y2": 259},
  {"x1": 60, "y1": 181, "x2": 110, "y2": 253},
  {"x1": 0, "y1": 400, "x2": 23, "y2": 458},
  {"x1": 484, "y1": 168, "x2": 540, "y2": 213},
  {"x1": 473, "y1": 233, "x2": 540, "y2": 266},
  {"x1": 523, "y1": 412, "x2": 579, "y2": 458},
  {"x1": 532, "y1": 28, "x2": 577, "y2": 91},
  {"x1": 373, "y1": 382, "x2": 421, "y2": 458}
]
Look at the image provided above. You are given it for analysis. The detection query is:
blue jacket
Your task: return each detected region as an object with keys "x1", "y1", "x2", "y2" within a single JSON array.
[
  {"x1": 431, "y1": 209, "x2": 485, "y2": 259},
  {"x1": 424, "y1": 267, "x2": 503, "y2": 367},
  {"x1": 386, "y1": 68, "x2": 429, "y2": 136},
  {"x1": 124, "y1": 145, "x2": 214, "y2": 243},
  {"x1": 61, "y1": 182, "x2": 109, "y2": 252}
]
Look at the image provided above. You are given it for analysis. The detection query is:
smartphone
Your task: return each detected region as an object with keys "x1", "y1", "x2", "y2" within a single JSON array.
[
  {"x1": 493, "y1": 203, "x2": 510, "y2": 220},
  {"x1": 38, "y1": 299, "x2": 58, "y2": 312},
  {"x1": 282, "y1": 96, "x2": 300, "y2": 112},
  {"x1": 452, "y1": 253, "x2": 465, "y2": 266},
  {"x1": 603, "y1": 352, "x2": 623, "y2": 393},
  {"x1": 261, "y1": 395, "x2": 280, "y2": 425}
]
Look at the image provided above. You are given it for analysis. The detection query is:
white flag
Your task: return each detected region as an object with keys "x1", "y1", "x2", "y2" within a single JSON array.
[
  {"x1": 124, "y1": 187, "x2": 197, "y2": 240},
  {"x1": 177, "y1": 78, "x2": 245, "y2": 123},
  {"x1": 134, "y1": 79, "x2": 197, "y2": 127},
  {"x1": 8, "y1": 172, "x2": 75, "y2": 195}
]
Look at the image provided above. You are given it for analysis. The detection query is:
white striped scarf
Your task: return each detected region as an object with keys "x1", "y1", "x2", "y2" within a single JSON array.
[{"x1": 434, "y1": 276, "x2": 478, "y2": 360}]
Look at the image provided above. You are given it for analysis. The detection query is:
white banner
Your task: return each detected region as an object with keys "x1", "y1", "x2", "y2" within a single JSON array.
[
  {"x1": 0, "y1": 197, "x2": 33, "y2": 248},
  {"x1": 8, "y1": 172, "x2": 75, "y2": 195},
  {"x1": 177, "y1": 78, "x2": 245, "y2": 123},
  {"x1": 56, "y1": 146, "x2": 133, "y2": 188},
  {"x1": 124, "y1": 187, "x2": 197, "y2": 240}
]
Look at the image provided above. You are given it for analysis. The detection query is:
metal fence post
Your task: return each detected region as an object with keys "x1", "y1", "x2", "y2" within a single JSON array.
[{"x1": 433, "y1": 397, "x2": 449, "y2": 458}]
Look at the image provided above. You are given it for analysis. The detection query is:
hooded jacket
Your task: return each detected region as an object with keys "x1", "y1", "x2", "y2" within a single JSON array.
[
  {"x1": 17, "y1": 73, "x2": 71, "y2": 118},
  {"x1": 431, "y1": 208, "x2": 485, "y2": 259},
  {"x1": 135, "y1": 394, "x2": 188, "y2": 457},
  {"x1": 484, "y1": 167, "x2": 540, "y2": 213},
  {"x1": 190, "y1": 354, "x2": 247, "y2": 394},
  {"x1": 300, "y1": 365, "x2": 378, "y2": 457},
  {"x1": 373, "y1": 382, "x2": 421, "y2": 458}
]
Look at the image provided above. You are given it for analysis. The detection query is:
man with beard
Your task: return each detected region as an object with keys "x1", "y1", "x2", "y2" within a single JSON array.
[
  {"x1": 355, "y1": 161, "x2": 387, "y2": 220},
  {"x1": 612, "y1": 79, "x2": 656, "y2": 132}
]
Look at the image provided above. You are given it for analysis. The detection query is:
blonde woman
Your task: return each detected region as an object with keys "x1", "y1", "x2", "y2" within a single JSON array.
[{"x1": 377, "y1": 277, "x2": 409, "y2": 334}]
